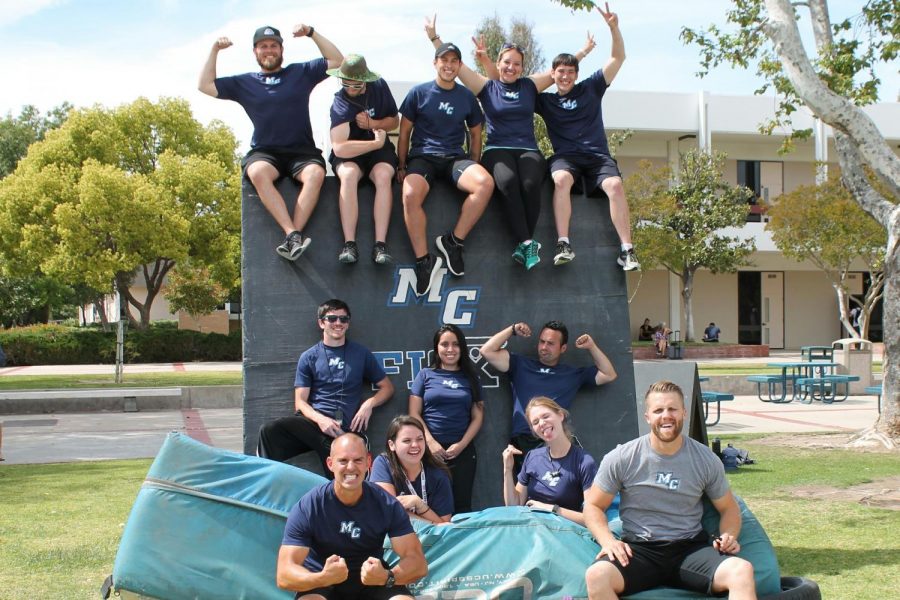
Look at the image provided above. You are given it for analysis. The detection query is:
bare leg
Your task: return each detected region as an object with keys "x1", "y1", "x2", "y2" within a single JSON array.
[
  {"x1": 601, "y1": 176, "x2": 633, "y2": 245},
  {"x1": 246, "y1": 162, "x2": 295, "y2": 235},
  {"x1": 369, "y1": 162, "x2": 395, "y2": 243},
  {"x1": 585, "y1": 561, "x2": 625, "y2": 600},
  {"x1": 452, "y1": 164, "x2": 493, "y2": 240},
  {"x1": 552, "y1": 170, "x2": 576, "y2": 239},
  {"x1": 292, "y1": 163, "x2": 326, "y2": 233},
  {"x1": 402, "y1": 174, "x2": 430, "y2": 257},
  {"x1": 336, "y1": 162, "x2": 363, "y2": 242},
  {"x1": 711, "y1": 557, "x2": 757, "y2": 600}
]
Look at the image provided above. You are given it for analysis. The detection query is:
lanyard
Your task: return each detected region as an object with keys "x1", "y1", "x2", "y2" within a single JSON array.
[{"x1": 404, "y1": 467, "x2": 428, "y2": 507}]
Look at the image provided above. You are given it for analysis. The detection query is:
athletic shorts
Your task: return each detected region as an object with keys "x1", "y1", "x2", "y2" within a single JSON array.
[
  {"x1": 329, "y1": 140, "x2": 398, "y2": 176},
  {"x1": 597, "y1": 531, "x2": 730, "y2": 596},
  {"x1": 406, "y1": 155, "x2": 478, "y2": 186},
  {"x1": 242, "y1": 147, "x2": 325, "y2": 180},
  {"x1": 301, "y1": 560, "x2": 411, "y2": 600},
  {"x1": 548, "y1": 153, "x2": 621, "y2": 195}
]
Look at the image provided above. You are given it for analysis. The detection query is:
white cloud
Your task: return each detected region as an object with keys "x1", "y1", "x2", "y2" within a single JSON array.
[{"x1": 0, "y1": 0, "x2": 64, "y2": 27}]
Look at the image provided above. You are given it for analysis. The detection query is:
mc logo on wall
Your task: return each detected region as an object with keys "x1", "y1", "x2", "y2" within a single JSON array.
[{"x1": 387, "y1": 264, "x2": 481, "y2": 328}]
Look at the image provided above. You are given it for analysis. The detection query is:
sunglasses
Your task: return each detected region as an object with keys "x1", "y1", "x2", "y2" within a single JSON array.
[
  {"x1": 500, "y1": 42, "x2": 525, "y2": 54},
  {"x1": 321, "y1": 315, "x2": 351, "y2": 323},
  {"x1": 340, "y1": 80, "x2": 366, "y2": 89}
]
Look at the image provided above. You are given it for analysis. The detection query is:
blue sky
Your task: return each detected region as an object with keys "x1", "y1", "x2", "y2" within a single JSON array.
[{"x1": 2, "y1": 0, "x2": 895, "y2": 152}]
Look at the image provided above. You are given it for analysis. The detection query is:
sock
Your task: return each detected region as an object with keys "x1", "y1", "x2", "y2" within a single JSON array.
[
  {"x1": 416, "y1": 254, "x2": 430, "y2": 263},
  {"x1": 558, "y1": 237, "x2": 570, "y2": 244},
  {"x1": 523, "y1": 239, "x2": 533, "y2": 246},
  {"x1": 621, "y1": 243, "x2": 633, "y2": 252},
  {"x1": 450, "y1": 232, "x2": 464, "y2": 246}
]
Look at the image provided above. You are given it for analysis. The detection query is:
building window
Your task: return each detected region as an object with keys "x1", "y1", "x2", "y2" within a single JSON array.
[{"x1": 737, "y1": 160, "x2": 783, "y2": 222}]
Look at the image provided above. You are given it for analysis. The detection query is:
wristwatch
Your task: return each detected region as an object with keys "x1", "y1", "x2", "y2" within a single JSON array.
[
  {"x1": 384, "y1": 569, "x2": 396, "y2": 587},
  {"x1": 551, "y1": 504, "x2": 560, "y2": 515}
]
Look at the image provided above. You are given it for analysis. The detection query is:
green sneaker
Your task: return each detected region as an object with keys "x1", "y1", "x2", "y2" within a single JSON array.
[
  {"x1": 512, "y1": 242, "x2": 527, "y2": 265},
  {"x1": 524, "y1": 241, "x2": 542, "y2": 270}
]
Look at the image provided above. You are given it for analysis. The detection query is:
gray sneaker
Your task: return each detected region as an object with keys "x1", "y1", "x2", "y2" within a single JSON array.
[
  {"x1": 276, "y1": 231, "x2": 310, "y2": 261},
  {"x1": 617, "y1": 248, "x2": 641, "y2": 271},
  {"x1": 553, "y1": 240, "x2": 575, "y2": 266},
  {"x1": 338, "y1": 241, "x2": 359, "y2": 264},
  {"x1": 372, "y1": 242, "x2": 392, "y2": 265}
]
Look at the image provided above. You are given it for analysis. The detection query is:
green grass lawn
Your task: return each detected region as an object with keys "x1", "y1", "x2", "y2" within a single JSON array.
[
  {"x1": 0, "y1": 435, "x2": 897, "y2": 599},
  {"x1": 0, "y1": 371, "x2": 242, "y2": 390}
]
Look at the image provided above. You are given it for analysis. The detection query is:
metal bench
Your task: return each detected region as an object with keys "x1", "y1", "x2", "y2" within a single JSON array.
[
  {"x1": 746, "y1": 374, "x2": 793, "y2": 403},
  {"x1": 701, "y1": 391, "x2": 734, "y2": 426},
  {"x1": 794, "y1": 375, "x2": 859, "y2": 403},
  {"x1": 865, "y1": 385, "x2": 883, "y2": 413}
]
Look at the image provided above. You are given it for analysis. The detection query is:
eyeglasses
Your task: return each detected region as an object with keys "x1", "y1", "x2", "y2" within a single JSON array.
[
  {"x1": 340, "y1": 80, "x2": 366, "y2": 89},
  {"x1": 321, "y1": 315, "x2": 351, "y2": 323}
]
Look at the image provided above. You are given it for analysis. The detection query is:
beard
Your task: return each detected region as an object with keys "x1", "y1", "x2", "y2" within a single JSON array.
[{"x1": 257, "y1": 54, "x2": 283, "y2": 71}]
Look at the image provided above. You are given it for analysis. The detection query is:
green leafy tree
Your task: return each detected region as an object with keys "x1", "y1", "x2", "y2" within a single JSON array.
[
  {"x1": 678, "y1": 0, "x2": 898, "y2": 444},
  {"x1": 0, "y1": 97, "x2": 241, "y2": 329},
  {"x1": 767, "y1": 177, "x2": 885, "y2": 340},
  {"x1": 0, "y1": 103, "x2": 71, "y2": 178},
  {"x1": 627, "y1": 151, "x2": 755, "y2": 341}
]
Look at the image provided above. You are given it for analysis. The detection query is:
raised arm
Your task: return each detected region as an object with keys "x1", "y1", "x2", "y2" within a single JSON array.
[
  {"x1": 198, "y1": 37, "x2": 233, "y2": 97},
  {"x1": 277, "y1": 546, "x2": 349, "y2": 592},
  {"x1": 473, "y1": 35, "x2": 501, "y2": 81},
  {"x1": 529, "y1": 31, "x2": 596, "y2": 92},
  {"x1": 597, "y1": 3, "x2": 625, "y2": 85},
  {"x1": 293, "y1": 24, "x2": 343, "y2": 69},
  {"x1": 502, "y1": 444, "x2": 528, "y2": 506},
  {"x1": 480, "y1": 322, "x2": 531, "y2": 373},
  {"x1": 574, "y1": 334, "x2": 617, "y2": 385},
  {"x1": 424, "y1": 14, "x2": 489, "y2": 95}
]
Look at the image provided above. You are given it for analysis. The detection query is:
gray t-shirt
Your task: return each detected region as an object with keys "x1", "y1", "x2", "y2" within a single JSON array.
[{"x1": 594, "y1": 435, "x2": 729, "y2": 541}]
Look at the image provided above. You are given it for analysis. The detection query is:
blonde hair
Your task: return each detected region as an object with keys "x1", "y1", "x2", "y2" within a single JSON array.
[
  {"x1": 643, "y1": 380, "x2": 685, "y2": 409},
  {"x1": 525, "y1": 396, "x2": 574, "y2": 441}
]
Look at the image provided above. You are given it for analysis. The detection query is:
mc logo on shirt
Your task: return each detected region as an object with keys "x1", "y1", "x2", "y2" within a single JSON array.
[
  {"x1": 559, "y1": 98, "x2": 577, "y2": 110},
  {"x1": 541, "y1": 471, "x2": 561, "y2": 487},
  {"x1": 438, "y1": 101, "x2": 455, "y2": 115},
  {"x1": 655, "y1": 472, "x2": 680, "y2": 490},
  {"x1": 340, "y1": 520, "x2": 361, "y2": 539},
  {"x1": 538, "y1": 368, "x2": 553, "y2": 374},
  {"x1": 503, "y1": 90, "x2": 520, "y2": 100},
  {"x1": 329, "y1": 357, "x2": 345, "y2": 370},
  {"x1": 442, "y1": 379, "x2": 461, "y2": 389}
]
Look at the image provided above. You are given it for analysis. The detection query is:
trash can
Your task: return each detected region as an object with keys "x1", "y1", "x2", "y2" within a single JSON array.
[{"x1": 831, "y1": 338, "x2": 872, "y2": 393}]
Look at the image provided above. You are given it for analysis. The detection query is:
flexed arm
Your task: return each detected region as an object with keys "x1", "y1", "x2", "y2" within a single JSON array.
[
  {"x1": 574, "y1": 334, "x2": 617, "y2": 385},
  {"x1": 198, "y1": 37, "x2": 233, "y2": 97},
  {"x1": 293, "y1": 24, "x2": 343, "y2": 69}
]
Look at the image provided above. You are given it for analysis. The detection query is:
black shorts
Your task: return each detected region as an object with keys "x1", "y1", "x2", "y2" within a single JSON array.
[
  {"x1": 329, "y1": 141, "x2": 398, "y2": 177},
  {"x1": 407, "y1": 155, "x2": 478, "y2": 186},
  {"x1": 597, "y1": 531, "x2": 730, "y2": 596},
  {"x1": 301, "y1": 560, "x2": 411, "y2": 600},
  {"x1": 548, "y1": 153, "x2": 621, "y2": 195},
  {"x1": 242, "y1": 147, "x2": 325, "y2": 180}
]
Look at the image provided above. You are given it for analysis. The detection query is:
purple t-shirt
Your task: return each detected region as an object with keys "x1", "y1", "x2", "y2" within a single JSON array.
[
  {"x1": 215, "y1": 58, "x2": 327, "y2": 151},
  {"x1": 411, "y1": 368, "x2": 483, "y2": 446},
  {"x1": 399, "y1": 80, "x2": 484, "y2": 158},
  {"x1": 282, "y1": 481, "x2": 413, "y2": 573},
  {"x1": 507, "y1": 353, "x2": 598, "y2": 436},
  {"x1": 329, "y1": 78, "x2": 398, "y2": 141},
  {"x1": 536, "y1": 68, "x2": 611, "y2": 157},
  {"x1": 369, "y1": 454, "x2": 455, "y2": 517},
  {"x1": 517, "y1": 444, "x2": 597, "y2": 511},
  {"x1": 477, "y1": 78, "x2": 539, "y2": 150}
]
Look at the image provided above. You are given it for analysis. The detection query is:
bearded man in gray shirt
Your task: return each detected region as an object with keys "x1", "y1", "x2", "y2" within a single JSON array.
[{"x1": 583, "y1": 381, "x2": 757, "y2": 600}]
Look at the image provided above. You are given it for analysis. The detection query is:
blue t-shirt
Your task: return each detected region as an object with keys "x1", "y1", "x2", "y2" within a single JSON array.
[
  {"x1": 399, "y1": 81, "x2": 484, "y2": 158},
  {"x1": 369, "y1": 454, "x2": 455, "y2": 517},
  {"x1": 294, "y1": 340, "x2": 387, "y2": 430},
  {"x1": 329, "y1": 78, "x2": 398, "y2": 141},
  {"x1": 507, "y1": 353, "x2": 599, "y2": 436},
  {"x1": 411, "y1": 368, "x2": 483, "y2": 446},
  {"x1": 282, "y1": 481, "x2": 413, "y2": 574},
  {"x1": 518, "y1": 444, "x2": 597, "y2": 511},
  {"x1": 215, "y1": 58, "x2": 328, "y2": 151},
  {"x1": 477, "y1": 78, "x2": 539, "y2": 150},
  {"x1": 536, "y1": 69, "x2": 611, "y2": 157}
]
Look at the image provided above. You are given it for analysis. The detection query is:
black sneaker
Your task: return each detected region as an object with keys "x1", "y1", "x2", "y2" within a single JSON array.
[
  {"x1": 436, "y1": 234, "x2": 464, "y2": 276},
  {"x1": 553, "y1": 240, "x2": 575, "y2": 265},
  {"x1": 338, "y1": 241, "x2": 359, "y2": 264},
  {"x1": 414, "y1": 254, "x2": 443, "y2": 297},
  {"x1": 617, "y1": 248, "x2": 641, "y2": 271},
  {"x1": 372, "y1": 242, "x2": 392, "y2": 265},
  {"x1": 276, "y1": 231, "x2": 310, "y2": 261}
]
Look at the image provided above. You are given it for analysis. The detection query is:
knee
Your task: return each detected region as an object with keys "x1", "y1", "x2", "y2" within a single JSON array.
[
  {"x1": 300, "y1": 165, "x2": 325, "y2": 188},
  {"x1": 552, "y1": 172, "x2": 574, "y2": 190},
  {"x1": 245, "y1": 164, "x2": 273, "y2": 187},
  {"x1": 402, "y1": 181, "x2": 427, "y2": 209},
  {"x1": 718, "y1": 557, "x2": 755, "y2": 590},
  {"x1": 604, "y1": 177, "x2": 625, "y2": 200},
  {"x1": 370, "y1": 165, "x2": 393, "y2": 188},
  {"x1": 337, "y1": 165, "x2": 362, "y2": 186},
  {"x1": 585, "y1": 562, "x2": 618, "y2": 594}
]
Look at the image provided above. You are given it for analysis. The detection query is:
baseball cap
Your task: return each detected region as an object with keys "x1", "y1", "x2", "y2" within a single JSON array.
[
  {"x1": 253, "y1": 26, "x2": 283, "y2": 46},
  {"x1": 435, "y1": 42, "x2": 462, "y2": 59}
]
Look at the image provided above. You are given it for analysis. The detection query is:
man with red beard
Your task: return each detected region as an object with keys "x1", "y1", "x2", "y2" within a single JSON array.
[
  {"x1": 199, "y1": 24, "x2": 342, "y2": 261},
  {"x1": 582, "y1": 381, "x2": 756, "y2": 600}
]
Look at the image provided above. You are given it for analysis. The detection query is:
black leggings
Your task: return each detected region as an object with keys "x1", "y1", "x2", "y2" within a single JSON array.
[
  {"x1": 257, "y1": 414, "x2": 334, "y2": 477},
  {"x1": 444, "y1": 443, "x2": 477, "y2": 514},
  {"x1": 481, "y1": 148, "x2": 546, "y2": 242}
]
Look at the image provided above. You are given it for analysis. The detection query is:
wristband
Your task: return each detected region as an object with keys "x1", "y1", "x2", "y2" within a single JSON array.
[
  {"x1": 306, "y1": 26, "x2": 315, "y2": 37},
  {"x1": 510, "y1": 324, "x2": 517, "y2": 336},
  {"x1": 551, "y1": 504, "x2": 559, "y2": 515},
  {"x1": 430, "y1": 35, "x2": 440, "y2": 42}
]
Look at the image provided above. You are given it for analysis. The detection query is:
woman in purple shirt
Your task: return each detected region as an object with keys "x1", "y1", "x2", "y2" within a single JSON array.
[{"x1": 502, "y1": 396, "x2": 598, "y2": 525}]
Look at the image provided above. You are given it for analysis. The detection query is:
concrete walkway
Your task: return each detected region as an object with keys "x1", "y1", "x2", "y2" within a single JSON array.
[{"x1": 0, "y1": 354, "x2": 884, "y2": 465}]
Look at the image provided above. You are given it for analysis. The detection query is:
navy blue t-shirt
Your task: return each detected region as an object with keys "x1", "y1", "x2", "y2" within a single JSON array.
[
  {"x1": 508, "y1": 353, "x2": 598, "y2": 436},
  {"x1": 329, "y1": 78, "x2": 398, "y2": 141},
  {"x1": 399, "y1": 81, "x2": 484, "y2": 158},
  {"x1": 215, "y1": 58, "x2": 328, "y2": 151},
  {"x1": 517, "y1": 444, "x2": 597, "y2": 511},
  {"x1": 369, "y1": 454, "x2": 455, "y2": 517},
  {"x1": 536, "y1": 69, "x2": 611, "y2": 157},
  {"x1": 282, "y1": 481, "x2": 413, "y2": 574},
  {"x1": 294, "y1": 341, "x2": 387, "y2": 430},
  {"x1": 411, "y1": 368, "x2": 483, "y2": 446},
  {"x1": 477, "y1": 78, "x2": 539, "y2": 150}
]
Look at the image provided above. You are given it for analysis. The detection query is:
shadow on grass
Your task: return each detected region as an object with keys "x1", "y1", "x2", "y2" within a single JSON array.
[{"x1": 774, "y1": 545, "x2": 900, "y2": 576}]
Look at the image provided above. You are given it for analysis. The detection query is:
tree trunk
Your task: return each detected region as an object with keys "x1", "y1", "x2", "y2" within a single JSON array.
[
  {"x1": 94, "y1": 295, "x2": 110, "y2": 331},
  {"x1": 681, "y1": 267, "x2": 696, "y2": 342},
  {"x1": 833, "y1": 284, "x2": 858, "y2": 339}
]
